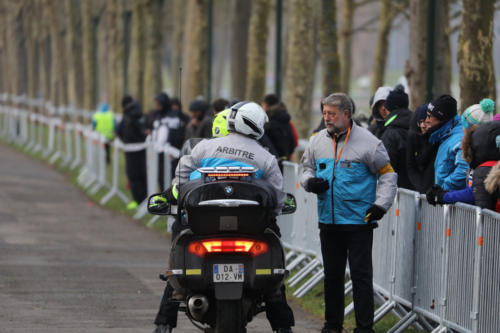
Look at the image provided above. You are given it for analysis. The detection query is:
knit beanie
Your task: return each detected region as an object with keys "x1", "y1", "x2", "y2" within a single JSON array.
[
  {"x1": 427, "y1": 95, "x2": 457, "y2": 122},
  {"x1": 461, "y1": 98, "x2": 495, "y2": 129},
  {"x1": 415, "y1": 104, "x2": 429, "y2": 124},
  {"x1": 384, "y1": 85, "x2": 409, "y2": 112}
]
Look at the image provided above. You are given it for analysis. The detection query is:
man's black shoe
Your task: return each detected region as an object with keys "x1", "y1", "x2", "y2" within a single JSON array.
[
  {"x1": 321, "y1": 327, "x2": 341, "y2": 333},
  {"x1": 153, "y1": 324, "x2": 173, "y2": 333}
]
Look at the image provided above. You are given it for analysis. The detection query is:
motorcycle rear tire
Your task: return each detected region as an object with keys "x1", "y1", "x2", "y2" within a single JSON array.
[{"x1": 215, "y1": 299, "x2": 245, "y2": 333}]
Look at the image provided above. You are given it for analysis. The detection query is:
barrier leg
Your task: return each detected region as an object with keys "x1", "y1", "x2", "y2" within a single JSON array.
[
  {"x1": 288, "y1": 258, "x2": 321, "y2": 287},
  {"x1": 387, "y1": 312, "x2": 418, "y2": 333},
  {"x1": 286, "y1": 253, "x2": 308, "y2": 271},
  {"x1": 293, "y1": 270, "x2": 325, "y2": 298}
]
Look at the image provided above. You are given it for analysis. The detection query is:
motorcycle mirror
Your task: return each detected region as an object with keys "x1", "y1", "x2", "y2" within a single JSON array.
[
  {"x1": 147, "y1": 192, "x2": 171, "y2": 215},
  {"x1": 281, "y1": 193, "x2": 297, "y2": 215}
]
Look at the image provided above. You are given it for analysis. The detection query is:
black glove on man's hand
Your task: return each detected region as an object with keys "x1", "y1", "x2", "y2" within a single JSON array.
[
  {"x1": 364, "y1": 204, "x2": 386, "y2": 222},
  {"x1": 426, "y1": 185, "x2": 447, "y2": 206},
  {"x1": 307, "y1": 177, "x2": 329, "y2": 194}
]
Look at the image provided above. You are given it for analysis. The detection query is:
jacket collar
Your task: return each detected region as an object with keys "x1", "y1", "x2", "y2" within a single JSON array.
[{"x1": 429, "y1": 115, "x2": 461, "y2": 144}]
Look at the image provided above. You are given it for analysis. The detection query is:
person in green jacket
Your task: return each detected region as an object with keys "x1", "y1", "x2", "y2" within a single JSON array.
[{"x1": 92, "y1": 102, "x2": 116, "y2": 165}]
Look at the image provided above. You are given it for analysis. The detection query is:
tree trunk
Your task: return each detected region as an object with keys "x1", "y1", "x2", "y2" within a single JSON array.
[
  {"x1": 46, "y1": 0, "x2": 68, "y2": 106},
  {"x1": 0, "y1": 3, "x2": 5, "y2": 94},
  {"x1": 318, "y1": 0, "x2": 341, "y2": 96},
  {"x1": 457, "y1": 0, "x2": 496, "y2": 111},
  {"x1": 433, "y1": 0, "x2": 451, "y2": 97},
  {"x1": 406, "y1": 0, "x2": 427, "y2": 109},
  {"x1": 370, "y1": 0, "x2": 395, "y2": 94},
  {"x1": 283, "y1": 0, "x2": 315, "y2": 138},
  {"x1": 6, "y1": 1, "x2": 28, "y2": 96},
  {"x1": 65, "y1": 0, "x2": 83, "y2": 108},
  {"x1": 23, "y1": 0, "x2": 37, "y2": 104},
  {"x1": 128, "y1": 0, "x2": 146, "y2": 104},
  {"x1": 339, "y1": 0, "x2": 354, "y2": 93},
  {"x1": 170, "y1": 0, "x2": 187, "y2": 99},
  {"x1": 143, "y1": 0, "x2": 163, "y2": 112},
  {"x1": 108, "y1": 0, "x2": 125, "y2": 112},
  {"x1": 245, "y1": 0, "x2": 271, "y2": 102},
  {"x1": 230, "y1": 0, "x2": 251, "y2": 100},
  {"x1": 181, "y1": 0, "x2": 208, "y2": 108},
  {"x1": 82, "y1": 0, "x2": 97, "y2": 110}
]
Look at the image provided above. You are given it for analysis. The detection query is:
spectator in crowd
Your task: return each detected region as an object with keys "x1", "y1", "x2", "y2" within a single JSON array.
[
  {"x1": 116, "y1": 97, "x2": 147, "y2": 210},
  {"x1": 300, "y1": 93, "x2": 397, "y2": 333},
  {"x1": 184, "y1": 98, "x2": 213, "y2": 140},
  {"x1": 92, "y1": 102, "x2": 115, "y2": 165},
  {"x1": 406, "y1": 104, "x2": 438, "y2": 193},
  {"x1": 170, "y1": 97, "x2": 182, "y2": 114},
  {"x1": 262, "y1": 94, "x2": 299, "y2": 150},
  {"x1": 211, "y1": 97, "x2": 229, "y2": 115},
  {"x1": 427, "y1": 99, "x2": 497, "y2": 208},
  {"x1": 368, "y1": 86, "x2": 391, "y2": 138},
  {"x1": 149, "y1": 92, "x2": 189, "y2": 191},
  {"x1": 380, "y1": 85, "x2": 413, "y2": 189},
  {"x1": 425, "y1": 95, "x2": 469, "y2": 191},
  {"x1": 264, "y1": 101, "x2": 296, "y2": 161}
]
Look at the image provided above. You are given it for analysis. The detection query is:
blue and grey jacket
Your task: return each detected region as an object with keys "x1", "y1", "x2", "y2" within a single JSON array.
[
  {"x1": 428, "y1": 115, "x2": 469, "y2": 191},
  {"x1": 173, "y1": 133, "x2": 285, "y2": 210},
  {"x1": 300, "y1": 122, "x2": 398, "y2": 225}
]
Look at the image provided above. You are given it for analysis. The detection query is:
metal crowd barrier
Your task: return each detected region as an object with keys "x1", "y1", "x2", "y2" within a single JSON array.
[{"x1": 3, "y1": 95, "x2": 500, "y2": 332}]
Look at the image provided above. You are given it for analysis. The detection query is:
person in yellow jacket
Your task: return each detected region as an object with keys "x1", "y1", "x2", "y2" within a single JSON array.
[{"x1": 92, "y1": 102, "x2": 116, "y2": 164}]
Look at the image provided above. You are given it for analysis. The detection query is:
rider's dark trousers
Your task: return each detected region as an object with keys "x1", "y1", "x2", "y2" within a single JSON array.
[{"x1": 154, "y1": 219, "x2": 295, "y2": 329}]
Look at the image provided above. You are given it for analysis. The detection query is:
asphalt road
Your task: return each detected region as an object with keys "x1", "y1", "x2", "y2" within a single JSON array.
[{"x1": 0, "y1": 143, "x2": 322, "y2": 333}]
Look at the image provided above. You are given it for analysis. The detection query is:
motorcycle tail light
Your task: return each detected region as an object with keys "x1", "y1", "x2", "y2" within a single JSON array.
[{"x1": 188, "y1": 239, "x2": 268, "y2": 257}]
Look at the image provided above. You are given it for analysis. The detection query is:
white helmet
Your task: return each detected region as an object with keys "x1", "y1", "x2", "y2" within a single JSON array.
[{"x1": 227, "y1": 101, "x2": 268, "y2": 140}]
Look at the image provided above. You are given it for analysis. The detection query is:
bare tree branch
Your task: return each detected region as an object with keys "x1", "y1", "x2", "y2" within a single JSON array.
[
  {"x1": 391, "y1": 1, "x2": 410, "y2": 20},
  {"x1": 346, "y1": 15, "x2": 379, "y2": 35},
  {"x1": 448, "y1": 24, "x2": 460, "y2": 35},
  {"x1": 354, "y1": 0, "x2": 378, "y2": 8}
]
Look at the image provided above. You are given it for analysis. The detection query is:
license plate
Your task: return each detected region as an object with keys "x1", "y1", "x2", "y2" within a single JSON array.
[{"x1": 213, "y1": 264, "x2": 244, "y2": 283}]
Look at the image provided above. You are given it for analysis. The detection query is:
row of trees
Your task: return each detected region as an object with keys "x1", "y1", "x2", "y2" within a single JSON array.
[{"x1": 0, "y1": 0, "x2": 497, "y2": 138}]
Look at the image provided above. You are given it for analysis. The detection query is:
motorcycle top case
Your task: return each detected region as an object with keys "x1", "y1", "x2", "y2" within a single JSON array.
[{"x1": 178, "y1": 179, "x2": 278, "y2": 234}]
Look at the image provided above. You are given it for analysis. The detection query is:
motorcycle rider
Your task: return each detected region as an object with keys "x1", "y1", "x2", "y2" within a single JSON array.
[{"x1": 153, "y1": 102, "x2": 294, "y2": 333}]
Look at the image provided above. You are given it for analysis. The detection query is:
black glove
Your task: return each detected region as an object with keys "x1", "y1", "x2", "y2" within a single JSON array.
[
  {"x1": 307, "y1": 177, "x2": 329, "y2": 194},
  {"x1": 364, "y1": 204, "x2": 386, "y2": 222},
  {"x1": 164, "y1": 185, "x2": 178, "y2": 204},
  {"x1": 426, "y1": 185, "x2": 447, "y2": 206}
]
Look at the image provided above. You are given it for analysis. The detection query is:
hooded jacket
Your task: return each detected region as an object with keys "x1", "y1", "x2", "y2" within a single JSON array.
[
  {"x1": 380, "y1": 108, "x2": 413, "y2": 189},
  {"x1": 463, "y1": 122, "x2": 500, "y2": 209},
  {"x1": 300, "y1": 122, "x2": 397, "y2": 228},
  {"x1": 117, "y1": 101, "x2": 146, "y2": 144},
  {"x1": 406, "y1": 111, "x2": 438, "y2": 193},
  {"x1": 428, "y1": 115, "x2": 469, "y2": 190},
  {"x1": 369, "y1": 86, "x2": 392, "y2": 138},
  {"x1": 264, "y1": 103, "x2": 295, "y2": 159}
]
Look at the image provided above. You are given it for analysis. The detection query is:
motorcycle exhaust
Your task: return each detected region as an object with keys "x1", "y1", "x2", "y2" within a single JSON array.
[{"x1": 187, "y1": 295, "x2": 209, "y2": 321}]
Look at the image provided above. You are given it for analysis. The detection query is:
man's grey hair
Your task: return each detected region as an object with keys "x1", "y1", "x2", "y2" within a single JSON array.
[{"x1": 322, "y1": 93, "x2": 353, "y2": 118}]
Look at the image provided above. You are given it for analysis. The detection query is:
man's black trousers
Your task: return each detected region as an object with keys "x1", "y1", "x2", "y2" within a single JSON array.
[
  {"x1": 320, "y1": 227, "x2": 374, "y2": 333},
  {"x1": 154, "y1": 220, "x2": 295, "y2": 330}
]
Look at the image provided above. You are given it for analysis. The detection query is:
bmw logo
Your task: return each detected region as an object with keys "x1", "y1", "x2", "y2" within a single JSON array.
[{"x1": 224, "y1": 186, "x2": 233, "y2": 196}]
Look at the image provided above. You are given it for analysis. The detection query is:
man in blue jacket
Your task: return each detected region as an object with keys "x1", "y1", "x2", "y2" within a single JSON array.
[
  {"x1": 425, "y1": 95, "x2": 469, "y2": 192},
  {"x1": 301, "y1": 93, "x2": 397, "y2": 333}
]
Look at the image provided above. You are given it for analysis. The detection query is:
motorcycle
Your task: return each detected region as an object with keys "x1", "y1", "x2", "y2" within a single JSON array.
[{"x1": 148, "y1": 166, "x2": 297, "y2": 333}]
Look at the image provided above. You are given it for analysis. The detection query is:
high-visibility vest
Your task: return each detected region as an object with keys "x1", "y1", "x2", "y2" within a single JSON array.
[{"x1": 93, "y1": 111, "x2": 115, "y2": 141}]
